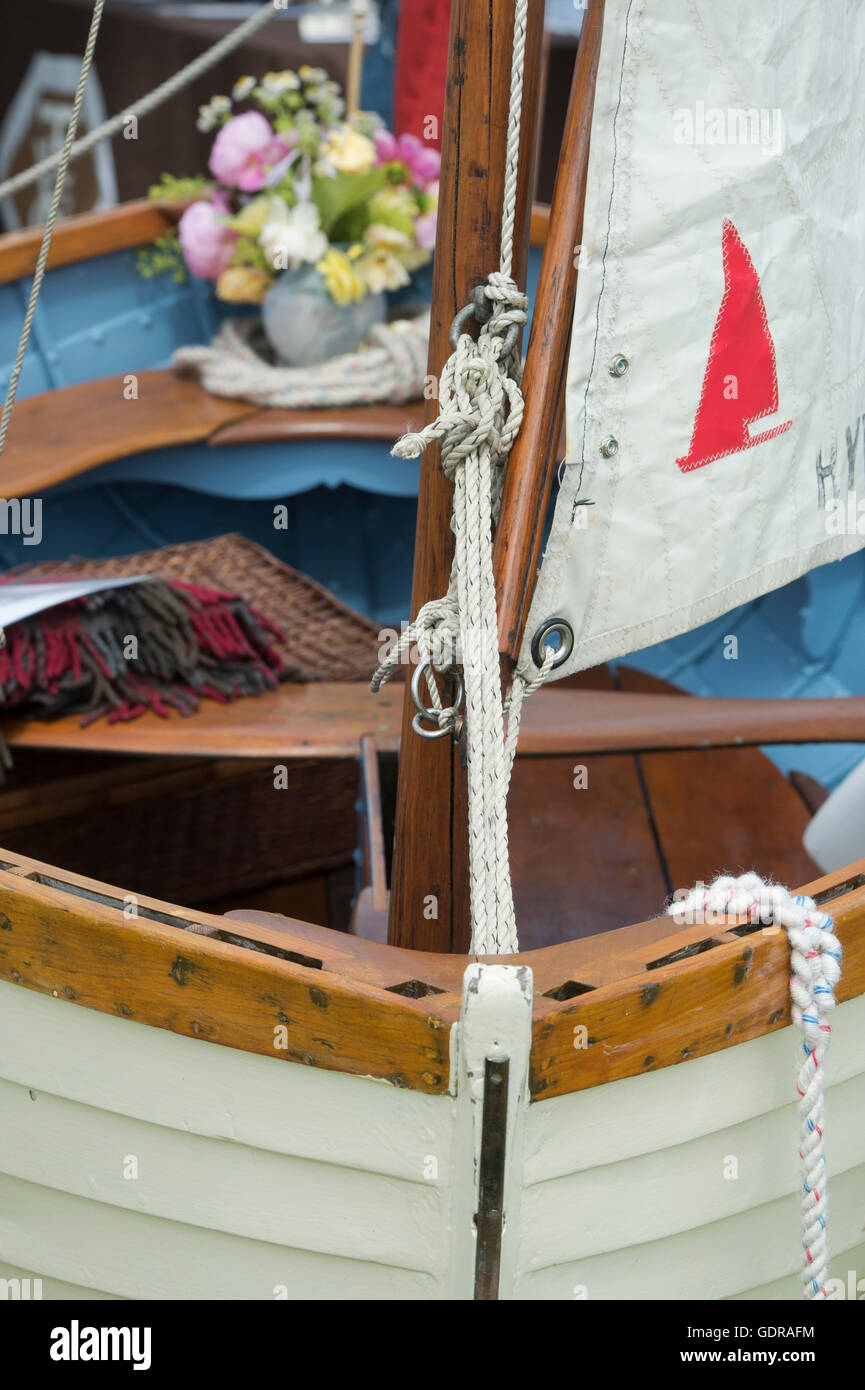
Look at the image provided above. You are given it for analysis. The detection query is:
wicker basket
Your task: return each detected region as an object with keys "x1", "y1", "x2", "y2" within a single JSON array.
[
  {"x1": 8, "y1": 533, "x2": 382, "y2": 684},
  {"x1": 0, "y1": 747, "x2": 360, "y2": 912}
]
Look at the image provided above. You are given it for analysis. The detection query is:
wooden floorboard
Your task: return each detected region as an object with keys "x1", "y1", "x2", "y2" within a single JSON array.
[
  {"x1": 510, "y1": 668, "x2": 668, "y2": 946},
  {"x1": 619, "y1": 667, "x2": 820, "y2": 893}
]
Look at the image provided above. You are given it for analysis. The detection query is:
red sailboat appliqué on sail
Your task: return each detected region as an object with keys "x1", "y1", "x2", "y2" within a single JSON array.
[{"x1": 676, "y1": 219, "x2": 792, "y2": 472}]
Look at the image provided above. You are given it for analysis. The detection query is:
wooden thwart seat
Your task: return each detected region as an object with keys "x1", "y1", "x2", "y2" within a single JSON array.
[
  {"x1": 0, "y1": 369, "x2": 425, "y2": 500},
  {"x1": 5, "y1": 673, "x2": 865, "y2": 761}
]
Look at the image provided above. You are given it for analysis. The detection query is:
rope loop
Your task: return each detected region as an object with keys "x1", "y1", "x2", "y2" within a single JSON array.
[{"x1": 668, "y1": 872, "x2": 842, "y2": 1300}]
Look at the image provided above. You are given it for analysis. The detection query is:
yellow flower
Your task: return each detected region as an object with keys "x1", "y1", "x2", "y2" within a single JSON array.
[
  {"x1": 232, "y1": 75, "x2": 256, "y2": 101},
  {"x1": 316, "y1": 248, "x2": 366, "y2": 306},
  {"x1": 215, "y1": 265, "x2": 271, "y2": 304},
  {"x1": 321, "y1": 125, "x2": 377, "y2": 175},
  {"x1": 356, "y1": 245, "x2": 410, "y2": 295}
]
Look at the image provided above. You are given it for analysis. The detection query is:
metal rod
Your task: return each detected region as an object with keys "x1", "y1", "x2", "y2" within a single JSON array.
[{"x1": 474, "y1": 1055, "x2": 510, "y2": 1300}]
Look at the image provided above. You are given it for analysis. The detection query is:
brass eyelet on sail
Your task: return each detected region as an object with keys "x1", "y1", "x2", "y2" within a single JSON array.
[
  {"x1": 531, "y1": 618, "x2": 574, "y2": 669},
  {"x1": 411, "y1": 660, "x2": 465, "y2": 741}
]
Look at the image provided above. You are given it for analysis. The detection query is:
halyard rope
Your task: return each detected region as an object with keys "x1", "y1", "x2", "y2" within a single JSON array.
[
  {"x1": 0, "y1": 0, "x2": 107, "y2": 457},
  {"x1": 371, "y1": 0, "x2": 535, "y2": 955},
  {"x1": 0, "y1": 2, "x2": 278, "y2": 205},
  {"x1": 668, "y1": 873, "x2": 842, "y2": 1300}
]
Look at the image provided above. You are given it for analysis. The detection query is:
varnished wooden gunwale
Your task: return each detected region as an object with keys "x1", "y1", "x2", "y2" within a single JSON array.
[
  {"x1": 0, "y1": 195, "x2": 551, "y2": 289},
  {"x1": 0, "y1": 843, "x2": 862, "y2": 1100},
  {"x1": 0, "y1": 199, "x2": 185, "y2": 286}
]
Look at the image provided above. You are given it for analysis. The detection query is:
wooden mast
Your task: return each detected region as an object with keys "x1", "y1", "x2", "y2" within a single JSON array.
[
  {"x1": 494, "y1": 0, "x2": 606, "y2": 668},
  {"x1": 388, "y1": 0, "x2": 544, "y2": 952}
]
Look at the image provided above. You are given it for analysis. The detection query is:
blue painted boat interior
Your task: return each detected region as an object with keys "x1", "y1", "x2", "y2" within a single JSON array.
[{"x1": 1, "y1": 192, "x2": 863, "y2": 794}]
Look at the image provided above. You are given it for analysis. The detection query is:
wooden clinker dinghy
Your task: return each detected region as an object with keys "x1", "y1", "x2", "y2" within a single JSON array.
[{"x1": 1, "y1": 0, "x2": 865, "y2": 1304}]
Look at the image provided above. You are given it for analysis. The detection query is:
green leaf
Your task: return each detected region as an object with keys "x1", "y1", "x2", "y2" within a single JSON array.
[
  {"x1": 312, "y1": 167, "x2": 387, "y2": 238},
  {"x1": 148, "y1": 173, "x2": 211, "y2": 203},
  {"x1": 136, "y1": 231, "x2": 187, "y2": 283}
]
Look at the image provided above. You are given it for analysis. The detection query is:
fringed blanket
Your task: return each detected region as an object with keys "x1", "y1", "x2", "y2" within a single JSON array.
[{"x1": 0, "y1": 577, "x2": 285, "y2": 725}]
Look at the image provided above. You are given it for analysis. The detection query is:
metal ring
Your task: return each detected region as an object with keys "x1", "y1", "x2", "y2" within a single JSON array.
[
  {"x1": 471, "y1": 283, "x2": 493, "y2": 324},
  {"x1": 411, "y1": 661, "x2": 465, "y2": 739},
  {"x1": 449, "y1": 301, "x2": 477, "y2": 349},
  {"x1": 531, "y1": 618, "x2": 574, "y2": 670},
  {"x1": 412, "y1": 711, "x2": 464, "y2": 741}
]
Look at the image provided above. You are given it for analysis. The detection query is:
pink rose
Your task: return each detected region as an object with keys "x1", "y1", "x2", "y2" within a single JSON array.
[
  {"x1": 208, "y1": 111, "x2": 290, "y2": 193},
  {"x1": 373, "y1": 129, "x2": 399, "y2": 164},
  {"x1": 415, "y1": 209, "x2": 438, "y2": 251},
  {"x1": 178, "y1": 200, "x2": 237, "y2": 281},
  {"x1": 374, "y1": 130, "x2": 442, "y2": 188}
]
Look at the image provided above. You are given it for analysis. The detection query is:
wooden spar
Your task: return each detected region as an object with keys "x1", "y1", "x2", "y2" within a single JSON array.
[
  {"x1": 387, "y1": 0, "x2": 544, "y2": 953},
  {"x1": 345, "y1": 2, "x2": 365, "y2": 116},
  {"x1": 493, "y1": 0, "x2": 606, "y2": 667}
]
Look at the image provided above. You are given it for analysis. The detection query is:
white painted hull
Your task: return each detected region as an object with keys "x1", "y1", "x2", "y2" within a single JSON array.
[{"x1": 1, "y1": 975, "x2": 863, "y2": 1301}]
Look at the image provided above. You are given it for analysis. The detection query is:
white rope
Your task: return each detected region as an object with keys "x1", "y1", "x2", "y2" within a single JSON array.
[
  {"x1": 504, "y1": 646, "x2": 554, "y2": 777},
  {"x1": 668, "y1": 873, "x2": 842, "y2": 1300},
  {"x1": 0, "y1": 2, "x2": 278, "y2": 205},
  {"x1": 174, "y1": 314, "x2": 430, "y2": 409},
  {"x1": 0, "y1": 0, "x2": 107, "y2": 457},
  {"x1": 371, "y1": 0, "x2": 533, "y2": 955}
]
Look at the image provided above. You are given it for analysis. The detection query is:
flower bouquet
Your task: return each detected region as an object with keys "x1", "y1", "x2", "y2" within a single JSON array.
[{"x1": 140, "y1": 68, "x2": 440, "y2": 366}]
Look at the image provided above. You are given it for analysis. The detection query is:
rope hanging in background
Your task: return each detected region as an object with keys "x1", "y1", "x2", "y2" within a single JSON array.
[
  {"x1": 669, "y1": 873, "x2": 842, "y2": 1301},
  {"x1": 0, "y1": 2, "x2": 278, "y2": 205},
  {"x1": 0, "y1": 0, "x2": 107, "y2": 458}
]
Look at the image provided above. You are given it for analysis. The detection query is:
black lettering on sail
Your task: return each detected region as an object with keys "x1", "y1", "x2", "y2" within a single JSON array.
[
  {"x1": 816, "y1": 445, "x2": 838, "y2": 508},
  {"x1": 847, "y1": 415, "x2": 864, "y2": 489}
]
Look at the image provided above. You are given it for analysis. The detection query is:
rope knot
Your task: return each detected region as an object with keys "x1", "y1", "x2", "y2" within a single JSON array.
[{"x1": 391, "y1": 271, "x2": 526, "y2": 481}]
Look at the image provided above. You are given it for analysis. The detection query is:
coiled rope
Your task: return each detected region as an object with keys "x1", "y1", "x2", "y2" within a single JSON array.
[
  {"x1": 173, "y1": 314, "x2": 430, "y2": 409},
  {"x1": 669, "y1": 873, "x2": 842, "y2": 1300},
  {"x1": 371, "y1": 0, "x2": 543, "y2": 956}
]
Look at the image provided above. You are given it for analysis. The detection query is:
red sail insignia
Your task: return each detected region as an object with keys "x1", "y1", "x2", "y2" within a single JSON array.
[{"x1": 676, "y1": 219, "x2": 791, "y2": 473}]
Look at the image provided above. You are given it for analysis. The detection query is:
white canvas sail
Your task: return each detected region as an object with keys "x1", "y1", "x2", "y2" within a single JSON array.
[{"x1": 522, "y1": 0, "x2": 865, "y2": 677}]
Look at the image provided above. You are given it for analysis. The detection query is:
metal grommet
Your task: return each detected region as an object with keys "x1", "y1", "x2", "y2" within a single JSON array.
[
  {"x1": 600, "y1": 436, "x2": 619, "y2": 458},
  {"x1": 531, "y1": 618, "x2": 574, "y2": 670},
  {"x1": 609, "y1": 354, "x2": 629, "y2": 377}
]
